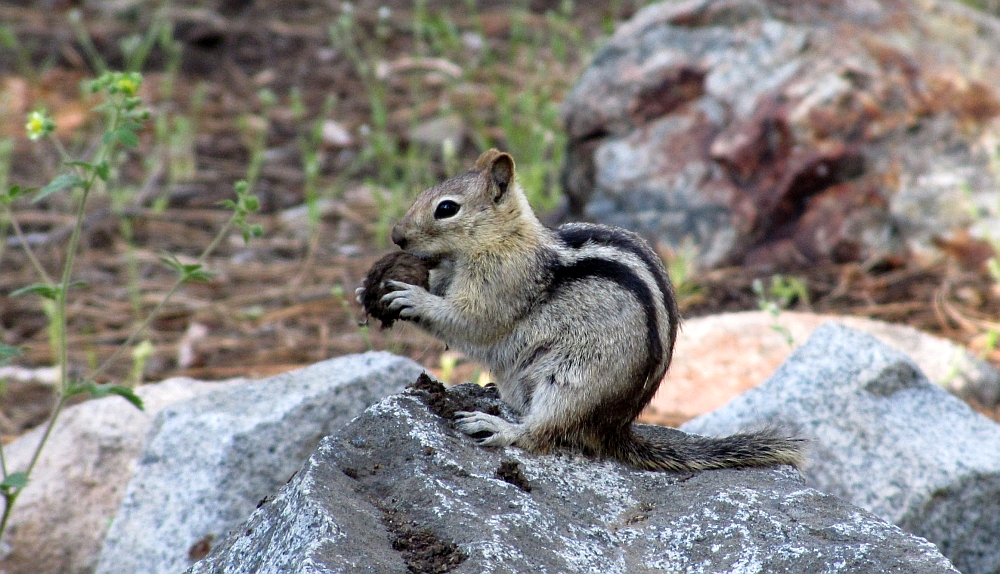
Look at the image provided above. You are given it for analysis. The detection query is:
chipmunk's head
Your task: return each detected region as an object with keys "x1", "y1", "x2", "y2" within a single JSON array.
[{"x1": 391, "y1": 149, "x2": 541, "y2": 262}]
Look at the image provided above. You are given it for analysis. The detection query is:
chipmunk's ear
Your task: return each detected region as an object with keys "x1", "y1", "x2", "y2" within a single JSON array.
[{"x1": 475, "y1": 149, "x2": 515, "y2": 203}]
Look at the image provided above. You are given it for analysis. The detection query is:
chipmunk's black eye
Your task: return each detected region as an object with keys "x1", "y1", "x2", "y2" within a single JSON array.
[{"x1": 434, "y1": 200, "x2": 460, "y2": 219}]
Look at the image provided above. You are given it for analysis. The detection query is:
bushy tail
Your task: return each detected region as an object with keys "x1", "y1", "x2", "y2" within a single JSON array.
[{"x1": 611, "y1": 424, "x2": 806, "y2": 472}]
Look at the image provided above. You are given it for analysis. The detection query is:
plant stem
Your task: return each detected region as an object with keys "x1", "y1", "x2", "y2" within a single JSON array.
[
  {"x1": 0, "y1": 105, "x2": 120, "y2": 544},
  {"x1": 22, "y1": 396, "x2": 66, "y2": 481},
  {"x1": 0, "y1": 433, "x2": 7, "y2": 478},
  {"x1": 86, "y1": 213, "x2": 239, "y2": 383},
  {"x1": 1, "y1": 205, "x2": 54, "y2": 285},
  {"x1": 55, "y1": 186, "x2": 92, "y2": 394},
  {"x1": 85, "y1": 280, "x2": 183, "y2": 383},
  {"x1": 52, "y1": 104, "x2": 113, "y2": 391},
  {"x1": 0, "y1": 393, "x2": 67, "y2": 541},
  {"x1": 0, "y1": 494, "x2": 15, "y2": 545}
]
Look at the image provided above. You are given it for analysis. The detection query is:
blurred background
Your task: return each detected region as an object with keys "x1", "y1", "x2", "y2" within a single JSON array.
[{"x1": 1, "y1": 0, "x2": 999, "y2": 441}]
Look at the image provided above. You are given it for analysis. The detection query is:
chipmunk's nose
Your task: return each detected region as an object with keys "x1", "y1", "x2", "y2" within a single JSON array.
[{"x1": 391, "y1": 225, "x2": 407, "y2": 250}]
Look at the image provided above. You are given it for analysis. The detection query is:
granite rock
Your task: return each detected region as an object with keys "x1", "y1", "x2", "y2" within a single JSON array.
[
  {"x1": 683, "y1": 323, "x2": 1000, "y2": 574},
  {"x1": 562, "y1": 0, "x2": 1000, "y2": 269},
  {"x1": 95, "y1": 351, "x2": 423, "y2": 574},
  {"x1": 0, "y1": 377, "x2": 240, "y2": 574},
  {"x1": 188, "y1": 377, "x2": 957, "y2": 574},
  {"x1": 644, "y1": 311, "x2": 1000, "y2": 425}
]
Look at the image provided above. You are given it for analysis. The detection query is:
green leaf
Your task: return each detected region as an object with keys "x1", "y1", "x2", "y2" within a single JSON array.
[
  {"x1": 4, "y1": 185, "x2": 37, "y2": 204},
  {"x1": 242, "y1": 195, "x2": 260, "y2": 212},
  {"x1": 115, "y1": 125, "x2": 139, "y2": 148},
  {"x1": 159, "y1": 253, "x2": 183, "y2": 273},
  {"x1": 987, "y1": 258, "x2": 1000, "y2": 283},
  {"x1": 10, "y1": 283, "x2": 60, "y2": 300},
  {"x1": 66, "y1": 381, "x2": 144, "y2": 410},
  {"x1": 95, "y1": 161, "x2": 111, "y2": 181},
  {"x1": 0, "y1": 343, "x2": 20, "y2": 367},
  {"x1": 182, "y1": 264, "x2": 213, "y2": 283},
  {"x1": 66, "y1": 161, "x2": 95, "y2": 171},
  {"x1": 159, "y1": 255, "x2": 213, "y2": 283},
  {"x1": 217, "y1": 199, "x2": 237, "y2": 210},
  {"x1": 34, "y1": 173, "x2": 85, "y2": 202},
  {"x1": 10, "y1": 281, "x2": 84, "y2": 299},
  {"x1": 0, "y1": 472, "x2": 28, "y2": 492},
  {"x1": 238, "y1": 221, "x2": 264, "y2": 244},
  {"x1": 104, "y1": 386, "x2": 144, "y2": 410}
]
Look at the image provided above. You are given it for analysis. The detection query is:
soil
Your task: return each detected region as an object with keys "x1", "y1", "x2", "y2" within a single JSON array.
[
  {"x1": 495, "y1": 460, "x2": 532, "y2": 493},
  {"x1": 0, "y1": 0, "x2": 998, "y2": 441},
  {"x1": 383, "y1": 508, "x2": 467, "y2": 573}
]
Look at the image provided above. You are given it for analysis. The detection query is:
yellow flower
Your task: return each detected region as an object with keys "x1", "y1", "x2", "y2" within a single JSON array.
[
  {"x1": 25, "y1": 111, "x2": 55, "y2": 141},
  {"x1": 116, "y1": 77, "x2": 138, "y2": 96}
]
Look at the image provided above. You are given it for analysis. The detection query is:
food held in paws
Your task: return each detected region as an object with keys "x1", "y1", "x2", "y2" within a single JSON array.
[{"x1": 360, "y1": 251, "x2": 431, "y2": 328}]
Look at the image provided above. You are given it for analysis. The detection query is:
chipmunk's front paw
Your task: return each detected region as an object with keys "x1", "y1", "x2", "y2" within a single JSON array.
[
  {"x1": 454, "y1": 411, "x2": 520, "y2": 448},
  {"x1": 380, "y1": 280, "x2": 432, "y2": 319}
]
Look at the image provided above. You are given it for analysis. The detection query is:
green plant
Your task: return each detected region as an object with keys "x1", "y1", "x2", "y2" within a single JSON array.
[
  {"x1": 956, "y1": 0, "x2": 1000, "y2": 15},
  {"x1": 0, "y1": 26, "x2": 37, "y2": 81},
  {"x1": 961, "y1": 157, "x2": 1000, "y2": 362},
  {"x1": 236, "y1": 89, "x2": 277, "y2": 197},
  {"x1": 661, "y1": 238, "x2": 702, "y2": 305},
  {"x1": 0, "y1": 71, "x2": 261, "y2": 543},
  {"x1": 984, "y1": 329, "x2": 1000, "y2": 360},
  {"x1": 333, "y1": 285, "x2": 372, "y2": 351},
  {"x1": 753, "y1": 275, "x2": 809, "y2": 347},
  {"x1": 324, "y1": 2, "x2": 587, "y2": 231},
  {"x1": 290, "y1": 88, "x2": 340, "y2": 249}
]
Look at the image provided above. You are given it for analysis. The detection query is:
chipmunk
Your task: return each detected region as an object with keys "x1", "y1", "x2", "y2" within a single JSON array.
[{"x1": 361, "y1": 149, "x2": 804, "y2": 471}]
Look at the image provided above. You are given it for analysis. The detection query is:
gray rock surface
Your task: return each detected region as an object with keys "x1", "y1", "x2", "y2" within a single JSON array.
[
  {"x1": 189, "y1": 376, "x2": 957, "y2": 574},
  {"x1": 648, "y1": 311, "x2": 1000, "y2": 426},
  {"x1": 96, "y1": 351, "x2": 423, "y2": 574},
  {"x1": 562, "y1": 0, "x2": 1000, "y2": 269},
  {"x1": 683, "y1": 323, "x2": 1000, "y2": 574},
  {"x1": 0, "y1": 377, "x2": 241, "y2": 574}
]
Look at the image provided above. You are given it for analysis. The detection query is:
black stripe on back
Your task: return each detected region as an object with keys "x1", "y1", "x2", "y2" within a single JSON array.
[
  {"x1": 517, "y1": 342, "x2": 553, "y2": 373},
  {"x1": 557, "y1": 224, "x2": 678, "y2": 358},
  {"x1": 547, "y1": 257, "x2": 663, "y2": 387}
]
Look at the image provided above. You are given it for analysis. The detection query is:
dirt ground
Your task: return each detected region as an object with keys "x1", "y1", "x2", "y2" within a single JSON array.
[{"x1": 1, "y1": 0, "x2": 999, "y2": 440}]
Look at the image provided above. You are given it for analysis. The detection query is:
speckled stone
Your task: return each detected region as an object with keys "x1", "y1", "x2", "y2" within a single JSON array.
[
  {"x1": 190, "y1": 380, "x2": 956, "y2": 574},
  {"x1": 96, "y1": 352, "x2": 423, "y2": 574},
  {"x1": 561, "y1": 0, "x2": 1000, "y2": 269},
  {"x1": 684, "y1": 323, "x2": 1000, "y2": 574}
]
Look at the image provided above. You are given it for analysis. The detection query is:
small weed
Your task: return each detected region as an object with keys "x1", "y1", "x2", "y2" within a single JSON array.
[
  {"x1": 439, "y1": 352, "x2": 458, "y2": 385},
  {"x1": 960, "y1": 150, "x2": 1000, "y2": 358},
  {"x1": 753, "y1": 275, "x2": 809, "y2": 346},
  {"x1": 333, "y1": 285, "x2": 372, "y2": 351},
  {"x1": 661, "y1": 238, "x2": 703, "y2": 307},
  {"x1": 956, "y1": 0, "x2": 1000, "y2": 15},
  {"x1": 325, "y1": 2, "x2": 587, "y2": 224},
  {"x1": 0, "y1": 70, "x2": 262, "y2": 544}
]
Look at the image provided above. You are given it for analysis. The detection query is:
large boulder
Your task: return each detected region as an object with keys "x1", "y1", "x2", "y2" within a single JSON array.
[
  {"x1": 96, "y1": 351, "x2": 423, "y2": 574},
  {"x1": 643, "y1": 311, "x2": 1000, "y2": 425},
  {"x1": 0, "y1": 376, "x2": 242, "y2": 574},
  {"x1": 683, "y1": 323, "x2": 1000, "y2": 574},
  {"x1": 562, "y1": 0, "x2": 1000, "y2": 269},
  {"x1": 188, "y1": 376, "x2": 957, "y2": 574}
]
